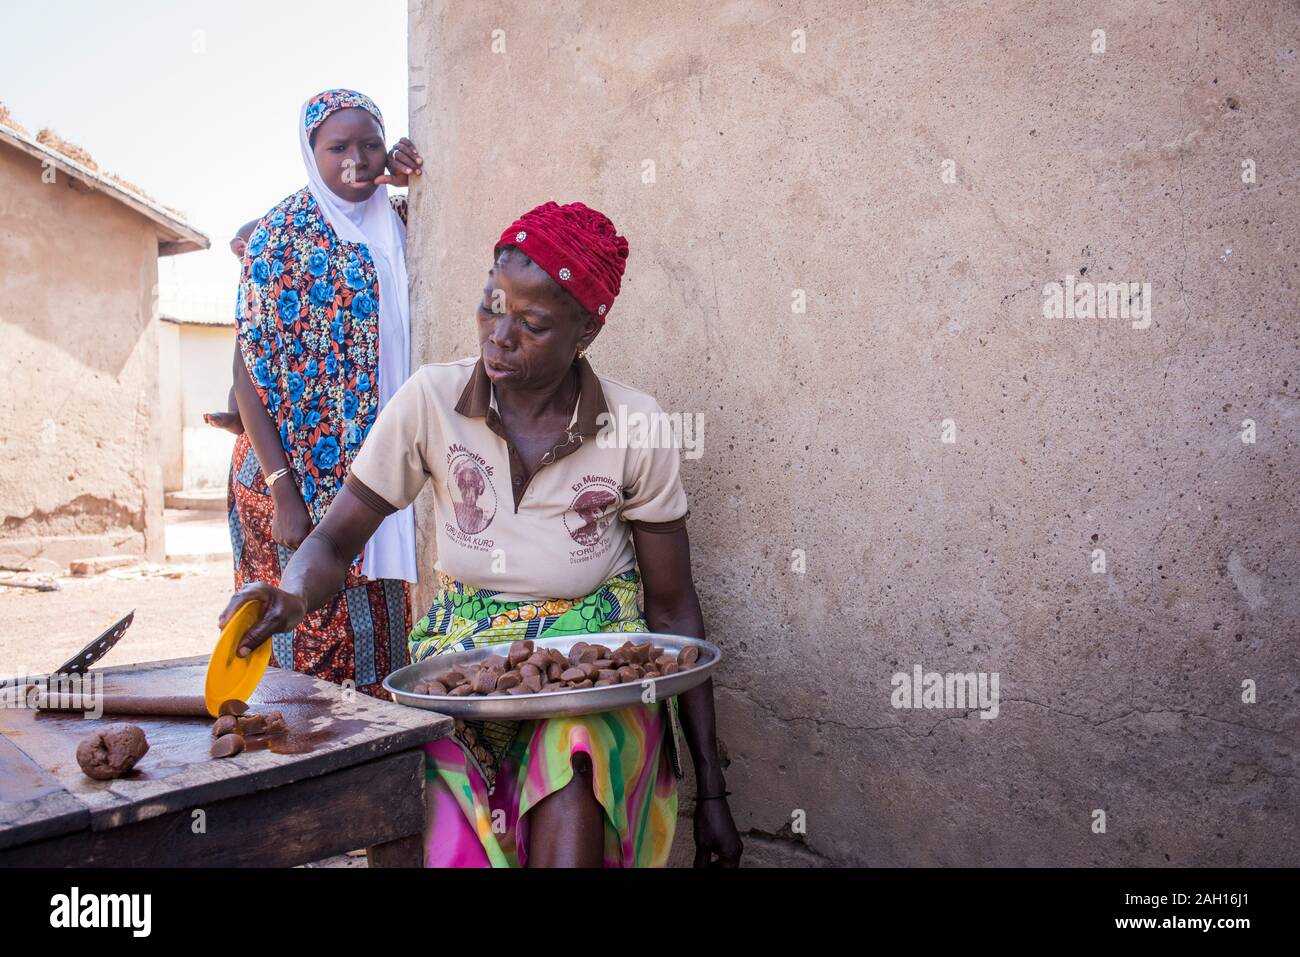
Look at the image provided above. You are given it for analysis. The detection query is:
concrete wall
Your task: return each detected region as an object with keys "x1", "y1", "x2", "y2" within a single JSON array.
[
  {"x1": 406, "y1": 0, "x2": 1300, "y2": 865},
  {"x1": 0, "y1": 142, "x2": 165, "y2": 564}
]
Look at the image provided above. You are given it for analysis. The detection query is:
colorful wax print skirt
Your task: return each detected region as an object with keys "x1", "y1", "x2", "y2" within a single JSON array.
[{"x1": 227, "y1": 433, "x2": 410, "y2": 698}]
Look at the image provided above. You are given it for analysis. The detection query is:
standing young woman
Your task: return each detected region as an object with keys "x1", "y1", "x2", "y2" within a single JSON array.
[{"x1": 227, "y1": 89, "x2": 424, "y2": 697}]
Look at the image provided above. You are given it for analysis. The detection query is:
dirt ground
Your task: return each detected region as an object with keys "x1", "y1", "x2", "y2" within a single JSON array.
[{"x1": 0, "y1": 558, "x2": 234, "y2": 678}]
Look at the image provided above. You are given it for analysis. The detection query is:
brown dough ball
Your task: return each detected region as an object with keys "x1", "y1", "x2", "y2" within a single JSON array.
[
  {"x1": 76, "y1": 724, "x2": 149, "y2": 780},
  {"x1": 236, "y1": 713, "x2": 268, "y2": 735},
  {"x1": 261, "y1": 710, "x2": 289, "y2": 735},
  {"x1": 472, "y1": 670, "x2": 497, "y2": 695},
  {"x1": 212, "y1": 714, "x2": 239, "y2": 738},
  {"x1": 210, "y1": 733, "x2": 245, "y2": 758},
  {"x1": 218, "y1": 699, "x2": 249, "y2": 716}
]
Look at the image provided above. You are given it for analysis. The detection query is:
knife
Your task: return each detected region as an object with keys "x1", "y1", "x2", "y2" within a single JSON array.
[{"x1": 0, "y1": 610, "x2": 134, "y2": 690}]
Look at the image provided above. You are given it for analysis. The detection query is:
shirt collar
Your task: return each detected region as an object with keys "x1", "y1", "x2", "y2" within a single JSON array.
[{"x1": 455, "y1": 355, "x2": 609, "y2": 436}]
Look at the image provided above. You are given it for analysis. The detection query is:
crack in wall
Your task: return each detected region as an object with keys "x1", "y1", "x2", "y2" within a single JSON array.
[{"x1": 717, "y1": 682, "x2": 1285, "y2": 739}]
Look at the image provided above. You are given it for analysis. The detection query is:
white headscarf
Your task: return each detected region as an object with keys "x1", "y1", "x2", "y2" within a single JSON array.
[{"x1": 299, "y1": 94, "x2": 417, "y2": 584}]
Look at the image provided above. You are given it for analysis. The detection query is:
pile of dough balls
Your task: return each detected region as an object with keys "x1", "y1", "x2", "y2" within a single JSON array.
[
  {"x1": 209, "y1": 699, "x2": 289, "y2": 758},
  {"x1": 412, "y1": 638, "x2": 702, "y2": 697}
]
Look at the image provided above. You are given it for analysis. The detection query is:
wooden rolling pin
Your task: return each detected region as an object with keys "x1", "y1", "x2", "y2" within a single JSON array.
[{"x1": 31, "y1": 693, "x2": 211, "y2": 717}]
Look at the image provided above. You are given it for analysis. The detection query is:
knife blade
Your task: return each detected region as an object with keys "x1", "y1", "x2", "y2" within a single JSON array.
[{"x1": 0, "y1": 610, "x2": 134, "y2": 690}]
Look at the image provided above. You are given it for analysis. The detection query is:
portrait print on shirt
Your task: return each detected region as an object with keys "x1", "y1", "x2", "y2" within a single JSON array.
[
  {"x1": 565, "y1": 475, "x2": 621, "y2": 563},
  {"x1": 447, "y1": 445, "x2": 497, "y2": 541}
]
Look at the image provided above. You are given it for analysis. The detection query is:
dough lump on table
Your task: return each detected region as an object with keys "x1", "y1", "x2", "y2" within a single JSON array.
[{"x1": 75, "y1": 723, "x2": 150, "y2": 780}]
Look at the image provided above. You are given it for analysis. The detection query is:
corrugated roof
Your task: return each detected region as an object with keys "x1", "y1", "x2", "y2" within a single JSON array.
[{"x1": 0, "y1": 121, "x2": 209, "y2": 256}]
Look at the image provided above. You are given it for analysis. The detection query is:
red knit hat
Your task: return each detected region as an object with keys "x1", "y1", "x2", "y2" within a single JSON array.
[{"x1": 495, "y1": 201, "x2": 629, "y2": 322}]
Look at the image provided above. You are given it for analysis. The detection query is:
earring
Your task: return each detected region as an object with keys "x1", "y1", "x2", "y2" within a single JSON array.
[{"x1": 577, "y1": 347, "x2": 589, "y2": 359}]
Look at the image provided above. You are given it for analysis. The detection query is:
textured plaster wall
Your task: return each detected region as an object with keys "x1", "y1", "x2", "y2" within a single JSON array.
[
  {"x1": 406, "y1": 0, "x2": 1299, "y2": 865},
  {"x1": 0, "y1": 143, "x2": 165, "y2": 563}
]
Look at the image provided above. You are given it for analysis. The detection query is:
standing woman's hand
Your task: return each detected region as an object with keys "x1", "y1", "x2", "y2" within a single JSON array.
[
  {"x1": 374, "y1": 136, "x2": 422, "y2": 187},
  {"x1": 203, "y1": 410, "x2": 244, "y2": 434},
  {"x1": 270, "y1": 478, "x2": 313, "y2": 551}
]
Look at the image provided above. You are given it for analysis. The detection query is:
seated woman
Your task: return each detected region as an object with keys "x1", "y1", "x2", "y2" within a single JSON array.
[{"x1": 222, "y1": 201, "x2": 742, "y2": 868}]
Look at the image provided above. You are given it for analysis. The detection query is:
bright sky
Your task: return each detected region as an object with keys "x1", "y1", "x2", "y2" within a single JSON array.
[{"x1": 0, "y1": 0, "x2": 409, "y2": 321}]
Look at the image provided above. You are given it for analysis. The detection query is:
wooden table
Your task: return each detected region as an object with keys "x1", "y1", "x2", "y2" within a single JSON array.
[{"x1": 0, "y1": 656, "x2": 451, "y2": 867}]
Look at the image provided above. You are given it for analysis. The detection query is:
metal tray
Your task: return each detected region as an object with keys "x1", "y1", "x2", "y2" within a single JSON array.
[{"x1": 384, "y1": 633, "x2": 720, "y2": 720}]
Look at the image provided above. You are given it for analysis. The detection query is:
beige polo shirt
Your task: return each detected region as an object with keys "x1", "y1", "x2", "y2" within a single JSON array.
[{"x1": 345, "y1": 356, "x2": 689, "y2": 601}]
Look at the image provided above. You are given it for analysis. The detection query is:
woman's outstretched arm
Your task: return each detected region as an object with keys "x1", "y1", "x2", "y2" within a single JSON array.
[{"x1": 219, "y1": 487, "x2": 385, "y2": 656}]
